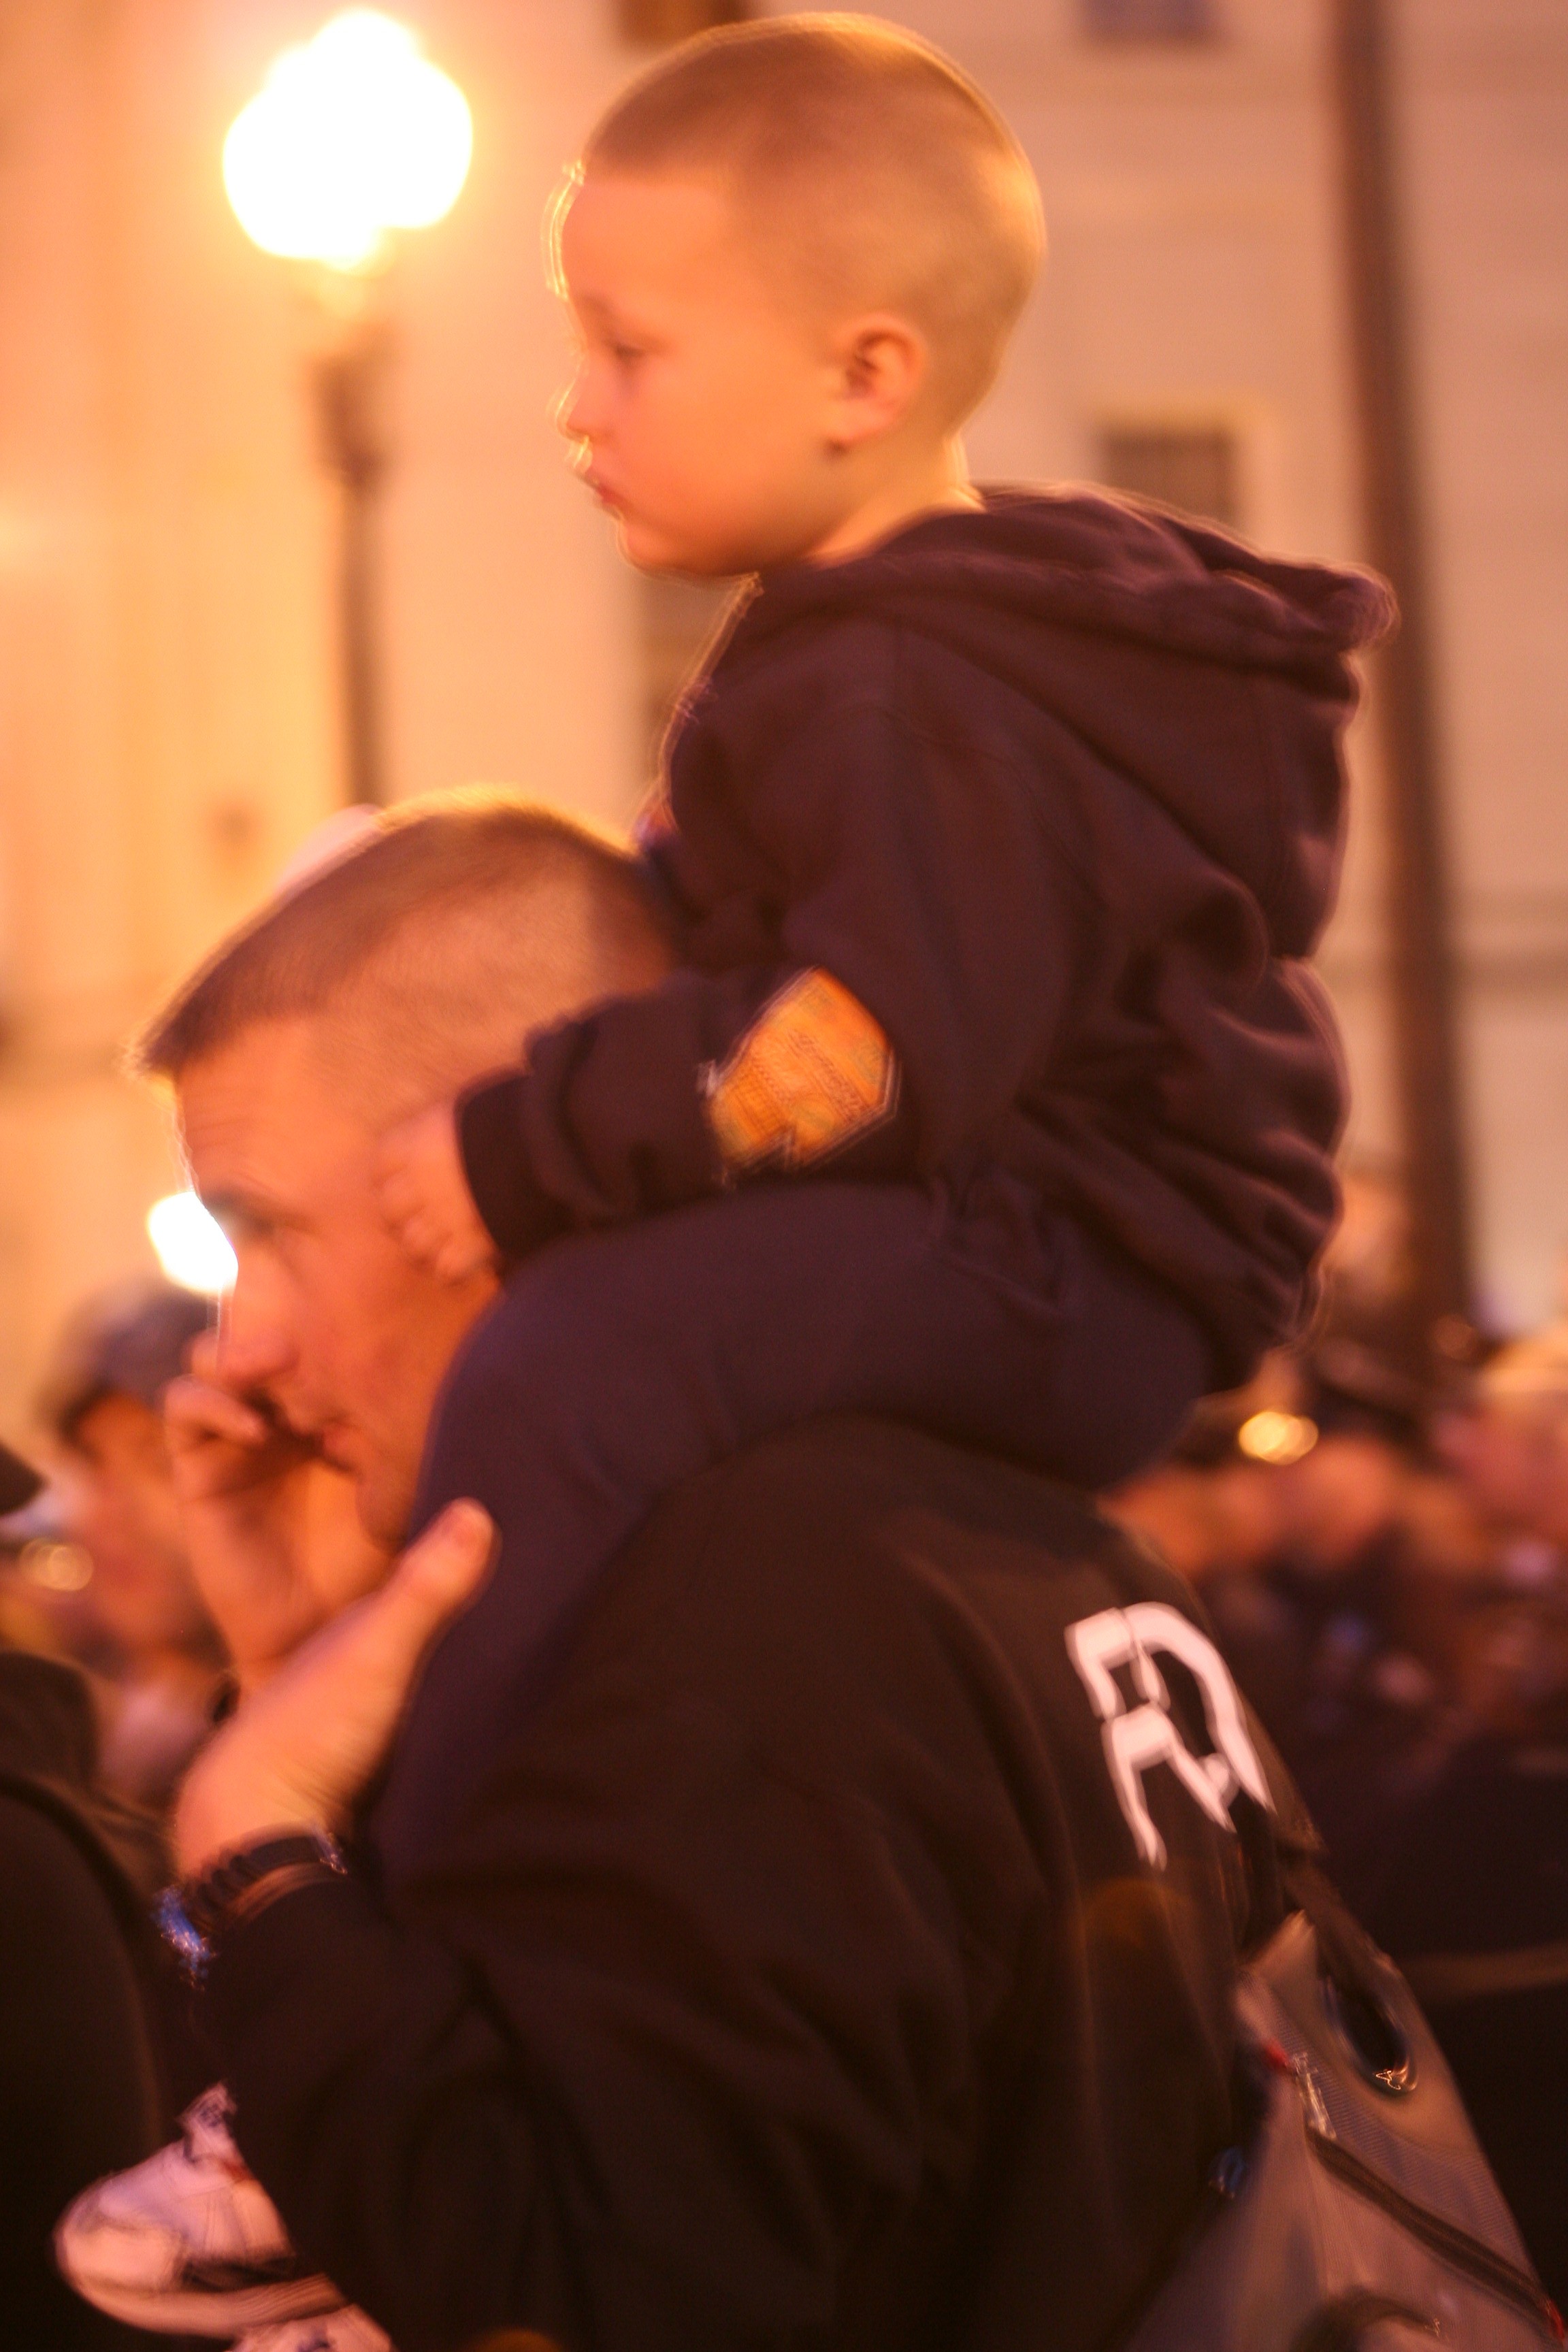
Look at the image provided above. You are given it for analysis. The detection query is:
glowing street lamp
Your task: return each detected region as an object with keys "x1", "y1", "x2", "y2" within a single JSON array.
[
  {"x1": 223, "y1": 10, "x2": 472, "y2": 804},
  {"x1": 223, "y1": 10, "x2": 471, "y2": 274}
]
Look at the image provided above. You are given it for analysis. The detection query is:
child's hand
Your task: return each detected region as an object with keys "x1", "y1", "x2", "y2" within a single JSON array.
[{"x1": 374, "y1": 1102, "x2": 499, "y2": 1283}]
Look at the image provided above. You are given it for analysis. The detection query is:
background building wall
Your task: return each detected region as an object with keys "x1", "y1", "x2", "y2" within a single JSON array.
[
  {"x1": 0, "y1": 0, "x2": 1563, "y2": 1437},
  {"x1": 1386, "y1": 0, "x2": 1568, "y2": 1330}
]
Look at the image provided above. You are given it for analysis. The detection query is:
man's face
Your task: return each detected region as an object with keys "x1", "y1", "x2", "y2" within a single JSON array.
[
  {"x1": 556, "y1": 170, "x2": 847, "y2": 575},
  {"x1": 178, "y1": 1020, "x2": 499, "y2": 1546}
]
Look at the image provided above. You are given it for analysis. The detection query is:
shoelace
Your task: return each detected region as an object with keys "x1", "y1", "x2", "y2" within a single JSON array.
[{"x1": 180, "y1": 2089, "x2": 240, "y2": 2168}]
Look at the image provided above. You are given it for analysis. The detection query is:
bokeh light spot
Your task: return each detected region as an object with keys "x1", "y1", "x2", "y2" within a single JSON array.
[
  {"x1": 147, "y1": 1192, "x2": 238, "y2": 1298},
  {"x1": 1236, "y1": 1408, "x2": 1320, "y2": 1467}
]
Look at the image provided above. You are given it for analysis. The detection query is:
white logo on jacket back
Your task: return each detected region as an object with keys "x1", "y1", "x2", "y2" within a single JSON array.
[{"x1": 1066, "y1": 1603, "x2": 1272, "y2": 1867}]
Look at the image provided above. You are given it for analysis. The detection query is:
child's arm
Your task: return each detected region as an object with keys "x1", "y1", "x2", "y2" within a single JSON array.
[
  {"x1": 374, "y1": 964, "x2": 910, "y2": 1273},
  {"x1": 437, "y1": 695, "x2": 1085, "y2": 1260}
]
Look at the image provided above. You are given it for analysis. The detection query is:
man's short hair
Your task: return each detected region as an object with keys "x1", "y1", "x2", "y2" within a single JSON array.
[
  {"x1": 580, "y1": 14, "x2": 1043, "y2": 426},
  {"x1": 135, "y1": 791, "x2": 674, "y2": 1113}
]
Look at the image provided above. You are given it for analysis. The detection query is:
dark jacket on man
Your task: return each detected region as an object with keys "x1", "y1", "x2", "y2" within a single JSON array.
[{"x1": 205, "y1": 1419, "x2": 1277, "y2": 2352}]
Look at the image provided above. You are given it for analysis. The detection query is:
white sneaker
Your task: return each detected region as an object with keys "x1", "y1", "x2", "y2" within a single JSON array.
[
  {"x1": 235, "y1": 2310, "x2": 391, "y2": 2352},
  {"x1": 56, "y1": 2084, "x2": 344, "y2": 2336}
]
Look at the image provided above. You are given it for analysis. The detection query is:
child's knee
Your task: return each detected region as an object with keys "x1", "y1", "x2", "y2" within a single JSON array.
[{"x1": 460, "y1": 1252, "x2": 613, "y2": 1417}]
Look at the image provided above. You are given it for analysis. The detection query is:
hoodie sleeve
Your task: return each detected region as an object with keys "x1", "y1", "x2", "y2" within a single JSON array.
[{"x1": 459, "y1": 687, "x2": 1081, "y2": 1257}]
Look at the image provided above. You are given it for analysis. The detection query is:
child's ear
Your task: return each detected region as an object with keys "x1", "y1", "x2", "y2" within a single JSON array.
[{"x1": 823, "y1": 313, "x2": 929, "y2": 451}]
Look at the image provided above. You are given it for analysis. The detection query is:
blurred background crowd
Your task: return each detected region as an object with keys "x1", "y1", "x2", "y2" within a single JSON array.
[
  {"x1": 1109, "y1": 1166, "x2": 1568, "y2": 2297},
  {"x1": 1, "y1": 1284, "x2": 222, "y2": 1817},
  {"x1": 0, "y1": 0, "x2": 1564, "y2": 2336}
]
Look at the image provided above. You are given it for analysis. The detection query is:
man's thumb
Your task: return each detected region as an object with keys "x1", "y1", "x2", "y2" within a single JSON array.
[{"x1": 391, "y1": 1500, "x2": 496, "y2": 1627}]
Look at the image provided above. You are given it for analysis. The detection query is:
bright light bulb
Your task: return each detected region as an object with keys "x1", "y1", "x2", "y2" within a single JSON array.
[
  {"x1": 147, "y1": 1192, "x2": 238, "y2": 1298},
  {"x1": 223, "y1": 9, "x2": 472, "y2": 271}
]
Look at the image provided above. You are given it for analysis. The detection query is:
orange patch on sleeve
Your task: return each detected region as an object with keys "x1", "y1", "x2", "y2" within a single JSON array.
[{"x1": 703, "y1": 969, "x2": 900, "y2": 1175}]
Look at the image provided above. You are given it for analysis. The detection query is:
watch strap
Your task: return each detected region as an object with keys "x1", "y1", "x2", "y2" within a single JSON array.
[{"x1": 158, "y1": 1830, "x2": 347, "y2": 1982}]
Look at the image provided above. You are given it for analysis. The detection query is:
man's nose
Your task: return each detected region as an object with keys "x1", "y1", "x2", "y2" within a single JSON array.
[{"x1": 220, "y1": 1265, "x2": 295, "y2": 1380}]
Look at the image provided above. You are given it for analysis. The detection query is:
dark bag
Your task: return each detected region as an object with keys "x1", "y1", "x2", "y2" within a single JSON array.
[{"x1": 1120, "y1": 1759, "x2": 1565, "y2": 2351}]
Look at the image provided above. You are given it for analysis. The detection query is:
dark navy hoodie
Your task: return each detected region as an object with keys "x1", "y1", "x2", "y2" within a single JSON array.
[{"x1": 461, "y1": 488, "x2": 1394, "y2": 1385}]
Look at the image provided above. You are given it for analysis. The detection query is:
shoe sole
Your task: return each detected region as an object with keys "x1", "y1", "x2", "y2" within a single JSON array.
[{"x1": 59, "y1": 2267, "x2": 345, "y2": 2336}]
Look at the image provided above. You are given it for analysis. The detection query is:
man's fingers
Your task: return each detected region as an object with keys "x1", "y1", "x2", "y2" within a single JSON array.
[
  {"x1": 174, "y1": 1502, "x2": 497, "y2": 1870},
  {"x1": 297, "y1": 1503, "x2": 493, "y2": 1737},
  {"x1": 394, "y1": 1501, "x2": 496, "y2": 1617},
  {"x1": 350, "y1": 1501, "x2": 494, "y2": 1680},
  {"x1": 164, "y1": 1374, "x2": 271, "y2": 1450}
]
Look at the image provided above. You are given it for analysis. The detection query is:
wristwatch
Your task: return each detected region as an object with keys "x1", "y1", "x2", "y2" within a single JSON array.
[{"x1": 156, "y1": 1829, "x2": 348, "y2": 1984}]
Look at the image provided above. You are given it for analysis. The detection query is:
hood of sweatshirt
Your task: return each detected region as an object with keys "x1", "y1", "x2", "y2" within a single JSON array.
[{"x1": 723, "y1": 487, "x2": 1396, "y2": 960}]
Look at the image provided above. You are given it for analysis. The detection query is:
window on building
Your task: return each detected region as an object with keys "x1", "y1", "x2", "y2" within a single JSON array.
[
  {"x1": 615, "y1": 0, "x2": 749, "y2": 43},
  {"x1": 639, "y1": 574, "x2": 734, "y2": 762},
  {"x1": 1096, "y1": 424, "x2": 1240, "y2": 528},
  {"x1": 1081, "y1": 0, "x2": 1216, "y2": 39}
]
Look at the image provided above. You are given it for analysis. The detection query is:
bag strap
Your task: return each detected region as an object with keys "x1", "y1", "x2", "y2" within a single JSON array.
[{"x1": 1231, "y1": 1699, "x2": 1399, "y2": 2019}]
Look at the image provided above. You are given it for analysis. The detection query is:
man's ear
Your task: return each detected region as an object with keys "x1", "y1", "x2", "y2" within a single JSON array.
[{"x1": 823, "y1": 312, "x2": 930, "y2": 452}]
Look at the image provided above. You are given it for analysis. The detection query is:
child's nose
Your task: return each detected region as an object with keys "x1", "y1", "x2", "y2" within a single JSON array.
[{"x1": 555, "y1": 365, "x2": 603, "y2": 447}]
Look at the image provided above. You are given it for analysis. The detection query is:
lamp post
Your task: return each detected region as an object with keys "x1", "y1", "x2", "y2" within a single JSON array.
[
  {"x1": 223, "y1": 8, "x2": 472, "y2": 806},
  {"x1": 1330, "y1": 0, "x2": 1473, "y2": 1350}
]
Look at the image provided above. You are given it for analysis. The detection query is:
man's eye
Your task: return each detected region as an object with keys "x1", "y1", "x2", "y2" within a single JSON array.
[
  {"x1": 610, "y1": 342, "x2": 644, "y2": 366},
  {"x1": 216, "y1": 1206, "x2": 271, "y2": 1251}
]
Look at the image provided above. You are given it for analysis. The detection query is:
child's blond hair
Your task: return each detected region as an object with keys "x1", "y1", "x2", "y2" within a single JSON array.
[{"x1": 581, "y1": 14, "x2": 1043, "y2": 426}]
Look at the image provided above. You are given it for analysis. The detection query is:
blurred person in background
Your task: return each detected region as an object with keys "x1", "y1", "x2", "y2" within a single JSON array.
[
  {"x1": 1111, "y1": 1299, "x2": 1568, "y2": 2302},
  {"x1": 1394, "y1": 1328, "x2": 1568, "y2": 2305},
  {"x1": 1109, "y1": 1159, "x2": 1490, "y2": 1889},
  {"x1": 39, "y1": 1281, "x2": 227, "y2": 1812},
  {"x1": 0, "y1": 1435, "x2": 176, "y2": 2348},
  {"x1": 1433, "y1": 1322, "x2": 1568, "y2": 1559},
  {"x1": 1111, "y1": 1365, "x2": 1457, "y2": 1898}
]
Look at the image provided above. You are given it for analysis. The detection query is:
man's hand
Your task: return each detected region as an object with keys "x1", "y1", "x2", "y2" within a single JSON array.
[
  {"x1": 374, "y1": 1102, "x2": 499, "y2": 1284},
  {"x1": 175, "y1": 1499, "x2": 495, "y2": 1878},
  {"x1": 166, "y1": 1331, "x2": 389, "y2": 1694}
]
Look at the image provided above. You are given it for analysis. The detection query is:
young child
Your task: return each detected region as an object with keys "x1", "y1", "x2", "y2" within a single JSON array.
[
  {"x1": 365, "y1": 13, "x2": 1392, "y2": 1857},
  {"x1": 58, "y1": 22, "x2": 1391, "y2": 2336}
]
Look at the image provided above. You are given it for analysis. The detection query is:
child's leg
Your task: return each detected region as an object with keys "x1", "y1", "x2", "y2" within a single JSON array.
[{"x1": 372, "y1": 1177, "x2": 1209, "y2": 1869}]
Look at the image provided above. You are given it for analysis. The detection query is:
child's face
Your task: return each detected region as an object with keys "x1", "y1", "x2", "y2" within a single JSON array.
[{"x1": 555, "y1": 171, "x2": 850, "y2": 576}]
